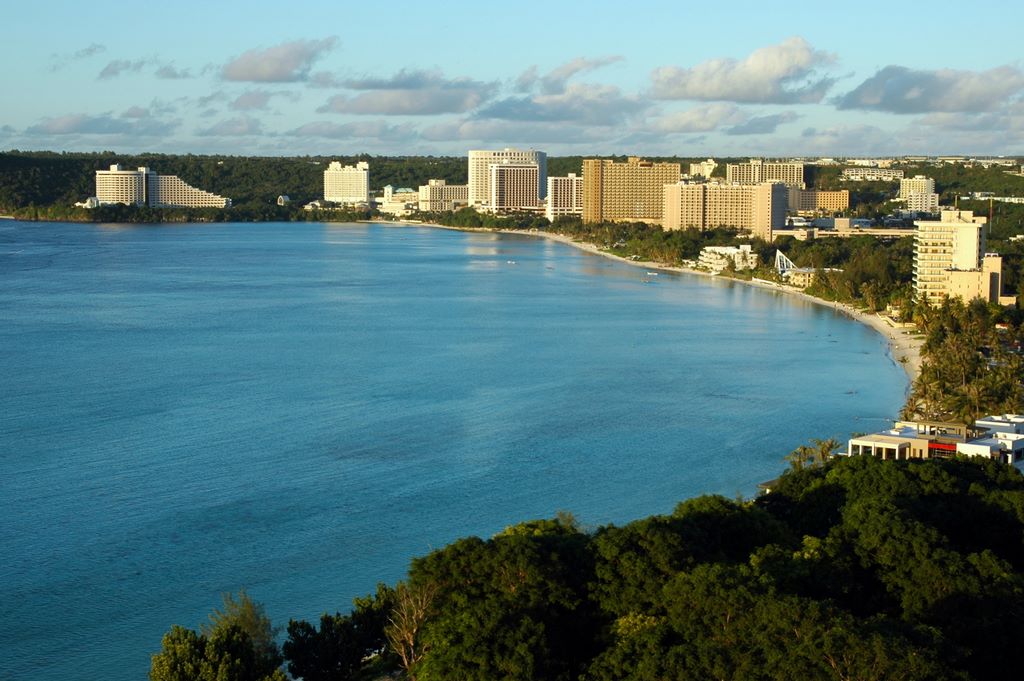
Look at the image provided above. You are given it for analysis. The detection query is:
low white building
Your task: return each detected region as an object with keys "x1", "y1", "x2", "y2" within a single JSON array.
[
  {"x1": 377, "y1": 185, "x2": 418, "y2": 217},
  {"x1": 688, "y1": 159, "x2": 717, "y2": 178},
  {"x1": 976, "y1": 414, "x2": 1024, "y2": 434},
  {"x1": 698, "y1": 244, "x2": 758, "y2": 274},
  {"x1": 417, "y1": 179, "x2": 468, "y2": 212}
]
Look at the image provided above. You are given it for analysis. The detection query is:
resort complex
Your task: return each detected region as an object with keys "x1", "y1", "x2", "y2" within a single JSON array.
[{"x1": 90, "y1": 164, "x2": 231, "y2": 209}]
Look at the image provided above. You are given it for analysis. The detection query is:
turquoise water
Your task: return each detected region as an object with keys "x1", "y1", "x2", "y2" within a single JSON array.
[{"x1": 0, "y1": 221, "x2": 906, "y2": 680}]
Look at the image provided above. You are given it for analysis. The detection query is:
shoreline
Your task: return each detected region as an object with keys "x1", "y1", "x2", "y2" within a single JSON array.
[{"x1": 387, "y1": 220, "x2": 923, "y2": 386}]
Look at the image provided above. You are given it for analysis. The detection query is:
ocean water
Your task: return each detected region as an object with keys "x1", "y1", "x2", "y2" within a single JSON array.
[{"x1": 0, "y1": 220, "x2": 906, "y2": 680}]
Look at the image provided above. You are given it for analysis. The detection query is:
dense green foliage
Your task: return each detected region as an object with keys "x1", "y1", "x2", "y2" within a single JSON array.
[
  {"x1": 164, "y1": 458, "x2": 1024, "y2": 680},
  {"x1": 151, "y1": 591, "x2": 285, "y2": 681},
  {"x1": 903, "y1": 298, "x2": 1024, "y2": 423},
  {"x1": 281, "y1": 585, "x2": 395, "y2": 681}
]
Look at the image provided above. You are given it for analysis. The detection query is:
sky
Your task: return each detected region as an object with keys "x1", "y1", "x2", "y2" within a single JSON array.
[{"x1": 2, "y1": 0, "x2": 1022, "y2": 158}]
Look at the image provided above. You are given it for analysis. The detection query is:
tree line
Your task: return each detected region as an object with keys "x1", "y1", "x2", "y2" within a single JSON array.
[{"x1": 152, "y1": 455, "x2": 1024, "y2": 681}]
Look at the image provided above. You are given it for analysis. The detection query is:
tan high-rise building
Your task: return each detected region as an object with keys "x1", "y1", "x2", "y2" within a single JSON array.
[
  {"x1": 467, "y1": 149, "x2": 546, "y2": 207},
  {"x1": 663, "y1": 182, "x2": 787, "y2": 240},
  {"x1": 914, "y1": 210, "x2": 1003, "y2": 305},
  {"x1": 726, "y1": 159, "x2": 805, "y2": 189},
  {"x1": 418, "y1": 179, "x2": 468, "y2": 212},
  {"x1": 787, "y1": 188, "x2": 850, "y2": 215},
  {"x1": 582, "y1": 157, "x2": 681, "y2": 224},
  {"x1": 488, "y1": 162, "x2": 540, "y2": 212}
]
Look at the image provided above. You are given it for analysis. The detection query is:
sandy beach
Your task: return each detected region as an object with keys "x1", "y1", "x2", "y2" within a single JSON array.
[{"x1": 384, "y1": 221, "x2": 924, "y2": 385}]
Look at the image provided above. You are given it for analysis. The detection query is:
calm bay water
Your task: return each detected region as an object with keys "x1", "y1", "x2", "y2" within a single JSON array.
[{"x1": 0, "y1": 220, "x2": 906, "y2": 680}]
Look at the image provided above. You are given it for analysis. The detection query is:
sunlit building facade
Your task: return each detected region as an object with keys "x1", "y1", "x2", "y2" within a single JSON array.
[{"x1": 582, "y1": 157, "x2": 681, "y2": 224}]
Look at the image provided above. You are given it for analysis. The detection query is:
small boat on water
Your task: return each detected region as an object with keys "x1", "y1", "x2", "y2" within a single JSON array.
[{"x1": 646, "y1": 271, "x2": 659, "y2": 276}]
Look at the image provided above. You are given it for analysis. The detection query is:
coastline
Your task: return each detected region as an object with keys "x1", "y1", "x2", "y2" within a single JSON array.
[{"x1": 393, "y1": 220, "x2": 923, "y2": 385}]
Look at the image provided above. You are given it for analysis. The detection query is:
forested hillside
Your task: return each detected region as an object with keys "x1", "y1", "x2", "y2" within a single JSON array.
[{"x1": 154, "y1": 456, "x2": 1024, "y2": 681}]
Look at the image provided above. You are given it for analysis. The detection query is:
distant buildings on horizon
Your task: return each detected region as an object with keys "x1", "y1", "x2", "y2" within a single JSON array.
[{"x1": 86, "y1": 164, "x2": 231, "y2": 209}]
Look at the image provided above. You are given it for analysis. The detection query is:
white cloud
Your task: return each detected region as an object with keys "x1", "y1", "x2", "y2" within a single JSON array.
[
  {"x1": 197, "y1": 116, "x2": 263, "y2": 136},
  {"x1": 320, "y1": 89, "x2": 488, "y2": 116},
  {"x1": 835, "y1": 65, "x2": 1024, "y2": 113},
  {"x1": 98, "y1": 59, "x2": 149, "y2": 80},
  {"x1": 726, "y1": 111, "x2": 800, "y2": 135},
  {"x1": 288, "y1": 120, "x2": 418, "y2": 140},
  {"x1": 317, "y1": 70, "x2": 498, "y2": 115},
  {"x1": 229, "y1": 90, "x2": 286, "y2": 111},
  {"x1": 651, "y1": 37, "x2": 836, "y2": 104},
  {"x1": 645, "y1": 103, "x2": 747, "y2": 133},
  {"x1": 534, "y1": 56, "x2": 624, "y2": 94},
  {"x1": 420, "y1": 118, "x2": 609, "y2": 145},
  {"x1": 221, "y1": 38, "x2": 337, "y2": 82},
  {"x1": 26, "y1": 113, "x2": 177, "y2": 136},
  {"x1": 155, "y1": 64, "x2": 191, "y2": 79},
  {"x1": 475, "y1": 82, "x2": 645, "y2": 126}
]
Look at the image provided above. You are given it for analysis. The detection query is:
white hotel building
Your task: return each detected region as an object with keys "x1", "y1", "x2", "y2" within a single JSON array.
[
  {"x1": 418, "y1": 179, "x2": 468, "y2": 212},
  {"x1": 545, "y1": 174, "x2": 583, "y2": 221},
  {"x1": 324, "y1": 161, "x2": 370, "y2": 205},
  {"x1": 467, "y1": 148, "x2": 546, "y2": 207},
  {"x1": 94, "y1": 165, "x2": 231, "y2": 208}
]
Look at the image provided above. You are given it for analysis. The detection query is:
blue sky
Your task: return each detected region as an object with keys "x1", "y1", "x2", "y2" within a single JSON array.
[{"x1": 2, "y1": 0, "x2": 1022, "y2": 157}]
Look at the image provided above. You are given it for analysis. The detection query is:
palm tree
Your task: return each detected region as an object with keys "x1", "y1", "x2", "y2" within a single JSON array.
[
  {"x1": 810, "y1": 438, "x2": 841, "y2": 465},
  {"x1": 785, "y1": 444, "x2": 814, "y2": 471}
]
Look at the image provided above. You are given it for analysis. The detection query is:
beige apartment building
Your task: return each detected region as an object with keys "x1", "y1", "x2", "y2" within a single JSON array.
[
  {"x1": 488, "y1": 162, "x2": 540, "y2": 212},
  {"x1": 900, "y1": 175, "x2": 936, "y2": 199},
  {"x1": 324, "y1": 161, "x2": 370, "y2": 204},
  {"x1": 914, "y1": 209, "x2": 1004, "y2": 305},
  {"x1": 545, "y1": 174, "x2": 583, "y2": 221},
  {"x1": 582, "y1": 157, "x2": 681, "y2": 224},
  {"x1": 906, "y1": 192, "x2": 940, "y2": 213},
  {"x1": 726, "y1": 159, "x2": 805, "y2": 189},
  {"x1": 841, "y1": 167, "x2": 905, "y2": 181},
  {"x1": 663, "y1": 181, "x2": 787, "y2": 240},
  {"x1": 94, "y1": 165, "x2": 230, "y2": 208},
  {"x1": 786, "y1": 188, "x2": 849, "y2": 215},
  {"x1": 467, "y1": 149, "x2": 546, "y2": 207},
  {"x1": 417, "y1": 179, "x2": 468, "y2": 212},
  {"x1": 688, "y1": 159, "x2": 717, "y2": 178}
]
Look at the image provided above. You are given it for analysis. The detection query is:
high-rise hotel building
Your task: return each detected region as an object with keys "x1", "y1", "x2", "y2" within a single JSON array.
[
  {"x1": 488, "y1": 162, "x2": 540, "y2": 212},
  {"x1": 663, "y1": 181, "x2": 787, "y2": 240},
  {"x1": 94, "y1": 165, "x2": 231, "y2": 208},
  {"x1": 900, "y1": 175, "x2": 936, "y2": 200},
  {"x1": 914, "y1": 210, "x2": 1003, "y2": 305},
  {"x1": 582, "y1": 157, "x2": 681, "y2": 224},
  {"x1": 726, "y1": 159, "x2": 805, "y2": 189},
  {"x1": 324, "y1": 161, "x2": 370, "y2": 204},
  {"x1": 468, "y1": 149, "x2": 547, "y2": 207},
  {"x1": 545, "y1": 174, "x2": 583, "y2": 221}
]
